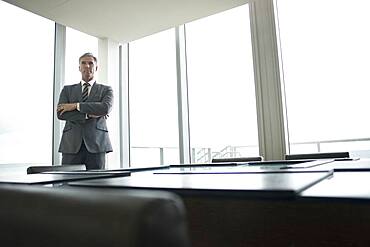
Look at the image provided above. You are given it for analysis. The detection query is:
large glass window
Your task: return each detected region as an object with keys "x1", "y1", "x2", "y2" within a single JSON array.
[
  {"x1": 129, "y1": 29, "x2": 179, "y2": 167},
  {"x1": 186, "y1": 4, "x2": 259, "y2": 163},
  {"x1": 0, "y1": 1, "x2": 55, "y2": 165},
  {"x1": 276, "y1": 0, "x2": 370, "y2": 157},
  {"x1": 65, "y1": 27, "x2": 98, "y2": 85}
]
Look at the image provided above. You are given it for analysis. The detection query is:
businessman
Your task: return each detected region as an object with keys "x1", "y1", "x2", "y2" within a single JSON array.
[{"x1": 57, "y1": 53, "x2": 113, "y2": 169}]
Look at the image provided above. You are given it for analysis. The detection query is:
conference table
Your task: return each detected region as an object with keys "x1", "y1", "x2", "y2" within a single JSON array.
[{"x1": 3, "y1": 158, "x2": 370, "y2": 246}]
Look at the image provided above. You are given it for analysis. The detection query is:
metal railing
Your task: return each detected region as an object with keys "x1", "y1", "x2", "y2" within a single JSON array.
[
  {"x1": 291, "y1": 137, "x2": 370, "y2": 153},
  {"x1": 131, "y1": 137, "x2": 370, "y2": 165}
]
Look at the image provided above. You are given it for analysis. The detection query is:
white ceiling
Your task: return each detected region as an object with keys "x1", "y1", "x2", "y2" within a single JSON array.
[{"x1": 3, "y1": 0, "x2": 248, "y2": 43}]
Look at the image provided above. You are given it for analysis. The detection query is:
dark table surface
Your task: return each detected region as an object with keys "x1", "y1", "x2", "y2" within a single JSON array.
[
  {"x1": 66, "y1": 158, "x2": 370, "y2": 199},
  {"x1": 0, "y1": 171, "x2": 130, "y2": 184},
  {"x1": 4, "y1": 159, "x2": 370, "y2": 199},
  {"x1": 300, "y1": 170, "x2": 370, "y2": 199},
  {"x1": 68, "y1": 168, "x2": 333, "y2": 198}
]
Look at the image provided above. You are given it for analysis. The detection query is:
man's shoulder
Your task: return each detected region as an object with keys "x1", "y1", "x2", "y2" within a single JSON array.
[
  {"x1": 95, "y1": 82, "x2": 110, "y2": 87},
  {"x1": 63, "y1": 83, "x2": 81, "y2": 89},
  {"x1": 95, "y1": 82, "x2": 112, "y2": 90}
]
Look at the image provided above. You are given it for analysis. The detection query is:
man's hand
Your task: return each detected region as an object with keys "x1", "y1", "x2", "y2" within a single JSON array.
[{"x1": 57, "y1": 103, "x2": 77, "y2": 115}]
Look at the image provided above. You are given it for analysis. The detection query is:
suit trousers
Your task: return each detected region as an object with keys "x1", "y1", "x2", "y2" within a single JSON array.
[{"x1": 62, "y1": 141, "x2": 106, "y2": 170}]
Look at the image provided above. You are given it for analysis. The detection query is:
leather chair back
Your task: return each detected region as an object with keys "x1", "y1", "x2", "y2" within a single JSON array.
[{"x1": 0, "y1": 185, "x2": 190, "y2": 247}]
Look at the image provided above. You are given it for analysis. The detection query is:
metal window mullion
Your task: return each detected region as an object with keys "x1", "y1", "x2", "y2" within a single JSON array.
[
  {"x1": 175, "y1": 26, "x2": 191, "y2": 164},
  {"x1": 52, "y1": 23, "x2": 66, "y2": 165},
  {"x1": 249, "y1": 0, "x2": 287, "y2": 160},
  {"x1": 119, "y1": 44, "x2": 130, "y2": 168}
]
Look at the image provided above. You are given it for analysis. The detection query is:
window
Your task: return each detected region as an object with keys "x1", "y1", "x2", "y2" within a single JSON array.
[
  {"x1": 186, "y1": 4, "x2": 259, "y2": 163},
  {"x1": 0, "y1": 1, "x2": 54, "y2": 164},
  {"x1": 129, "y1": 29, "x2": 179, "y2": 166},
  {"x1": 276, "y1": 0, "x2": 370, "y2": 157},
  {"x1": 65, "y1": 27, "x2": 99, "y2": 85}
]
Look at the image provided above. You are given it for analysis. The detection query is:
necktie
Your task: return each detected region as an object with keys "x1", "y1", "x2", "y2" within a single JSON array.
[{"x1": 82, "y1": 83, "x2": 90, "y2": 102}]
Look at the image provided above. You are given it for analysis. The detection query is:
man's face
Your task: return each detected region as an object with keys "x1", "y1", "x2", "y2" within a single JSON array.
[{"x1": 79, "y1": 56, "x2": 97, "y2": 82}]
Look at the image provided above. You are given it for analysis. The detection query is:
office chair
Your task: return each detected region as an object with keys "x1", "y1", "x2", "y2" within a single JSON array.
[
  {"x1": 27, "y1": 164, "x2": 86, "y2": 174},
  {"x1": 212, "y1": 156, "x2": 263, "y2": 163},
  {"x1": 285, "y1": 152, "x2": 350, "y2": 160},
  {"x1": 0, "y1": 185, "x2": 190, "y2": 247}
]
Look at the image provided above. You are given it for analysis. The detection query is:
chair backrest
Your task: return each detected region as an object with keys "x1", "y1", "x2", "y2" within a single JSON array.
[
  {"x1": 285, "y1": 152, "x2": 350, "y2": 160},
  {"x1": 27, "y1": 164, "x2": 86, "y2": 174},
  {"x1": 212, "y1": 156, "x2": 263, "y2": 163},
  {"x1": 0, "y1": 185, "x2": 190, "y2": 247}
]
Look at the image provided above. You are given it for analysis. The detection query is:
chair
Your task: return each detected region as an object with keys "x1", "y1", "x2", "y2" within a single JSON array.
[
  {"x1": 212, "y1": 156, "x2": 263, "y2": 163},
  {"x1": 0, "y1": 185, "x2": 191, "y2": 247},
  {"x1": 26, "y1": 164, "x2": 86, "y2": 174},
  {"x1": 285, "y1": 152, "x2": 350, "y2": 160}
]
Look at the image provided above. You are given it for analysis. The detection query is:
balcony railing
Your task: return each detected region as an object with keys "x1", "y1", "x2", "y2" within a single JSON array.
[{"x1": 131, "y1": 137, "x2": 370, "y2": 165}]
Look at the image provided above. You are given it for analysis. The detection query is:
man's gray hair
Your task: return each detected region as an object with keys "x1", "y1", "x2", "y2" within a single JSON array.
[{"x1": 79, "y1": 52, "x2": 97, "y2": 64}]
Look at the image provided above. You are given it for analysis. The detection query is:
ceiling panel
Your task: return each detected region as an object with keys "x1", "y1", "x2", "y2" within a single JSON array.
[{"x1": 3, "y1": 0, "x2": 248, "y2": 43}]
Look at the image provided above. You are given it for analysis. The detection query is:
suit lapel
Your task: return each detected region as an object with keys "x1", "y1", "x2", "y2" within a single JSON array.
[
  {"x1": 88, "y1": 83, "x2": 100, "y2": 101},
  {"x1": 72, "y1": 83, "x2": 83, "y2": 102}
]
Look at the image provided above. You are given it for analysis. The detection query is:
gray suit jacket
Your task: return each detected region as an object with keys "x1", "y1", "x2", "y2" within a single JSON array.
[{"x1": 57, "y1": 82, "x2": 113, "y2": 154}]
